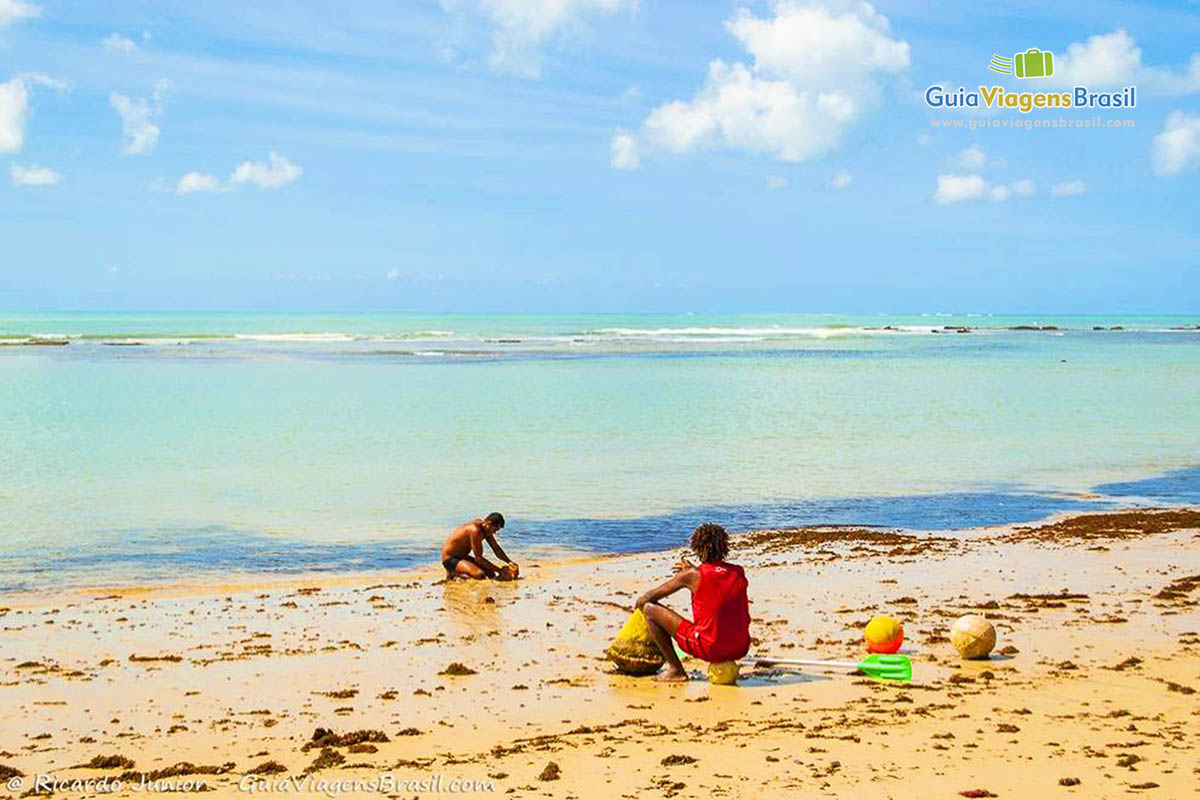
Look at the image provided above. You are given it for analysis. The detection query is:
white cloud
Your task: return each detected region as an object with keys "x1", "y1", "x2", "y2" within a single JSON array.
[
  {"x1": 175, "y1": 153, "x2": 304, "y2": 195},
  {"x1": 642, "y1": 62, "x2": 853, "y2": 162},
  {"x1": 622, "y1": 1, "x2": 910, "y2": 166},
  {"x1": 934, "y1": 174, "x2": 1034, "y2": 204},
  {"x1": 0, "y1": 73, "x2": 66, "y2": 153},
  {"x1": 10, "y1": 163, "x2": 60, "y2": 186},
  {"x1": 21, "y1": 72, "x2": 67, "y2": 91},
  {"x1": 947, "y1": 144, "x2": 1006, "y2": 170},
  {"x1": 176, "y1": 172, "x2": 220, "y2": 194},
  {"x1": 725, "y1": 2, "x2": 909, "y2": 83},
  {"x1": 110, "y1": 81, "x2": 168, "y2": 155},
  {"x1": 0, "y1": 0, "x2": 39, "y2": 28},
  {"x1": 829, "y1": 169, "x2": 853, "y2": 189},
  {"x1": 948, "y1": 144, "x2": 986, "y2": 169},
  {"x1": 1055, "y1": 30, "x2": 1141, "y2": 87},
  {"x1": 386, "y1": 269, "x2": 400, "y2": 281},
  {"x1": 0, "y1": 78, "x2": 30, "y2": 153},
  {"x1": 766, "y1": 174, "x2": 788, "y2": 190},
  {"x1": 1010, "y1": 178, "x2": 1035, "y2": 196},
  {"x1": 103, "y1": 33, "x2": 139, "y2": 53},
  {"x1": 609, "y1": 129, "x2": 639, "y2": 170},
  {"x1": 1050, "y1": 179, "x2": 1086, "y2": 196},
  {"x1": 1054, "y1": 29, "x2": 1200, "y2": 95},
  {"x1": 441, "y1": 0, "x2": 632, "y2": 79},
  {"x1": 988, "y1": 180, "x2": 1033, "y2": 201},
  {"x1": 1151, "y1": 111, "x2": 1200, "y2": 176},
  {"x1": 934, "y1": 173, "x2": 986, "y2": 204},
  {"x1": 229, "y1": 151, "x2": 303, "y2": 188},
  {"x1": 110, "y1": 93, "x2": 158, "y2": 154}
]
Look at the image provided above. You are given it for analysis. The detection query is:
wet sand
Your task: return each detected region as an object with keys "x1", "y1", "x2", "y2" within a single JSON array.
[{"x1": 1, "y1": 509, "x2": 1197, "y2": 798}]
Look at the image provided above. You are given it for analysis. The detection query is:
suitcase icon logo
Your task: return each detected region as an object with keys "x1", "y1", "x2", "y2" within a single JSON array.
[{"x1": 989, "y1": 48, "x2": 1054, "y2": 79}]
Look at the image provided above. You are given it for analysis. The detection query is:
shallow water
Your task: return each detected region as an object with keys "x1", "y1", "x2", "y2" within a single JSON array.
[{"x1": 1, "y1": 312, "x2": 1198, "y2": 591}]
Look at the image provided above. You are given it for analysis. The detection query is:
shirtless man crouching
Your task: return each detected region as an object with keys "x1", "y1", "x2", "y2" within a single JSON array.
[{"x1": 440, "y1": 512, "x2": 517, "y2": 580}]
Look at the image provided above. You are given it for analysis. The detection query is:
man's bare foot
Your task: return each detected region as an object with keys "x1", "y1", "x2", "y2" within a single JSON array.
[{"x1": 654, "y1": 668, "x2": 688, "y2": 683}]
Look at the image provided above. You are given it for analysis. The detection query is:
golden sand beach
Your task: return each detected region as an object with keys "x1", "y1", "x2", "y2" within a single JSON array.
[{"x1": 1, "y1": 509, "x2": 1197, "y2": 799}]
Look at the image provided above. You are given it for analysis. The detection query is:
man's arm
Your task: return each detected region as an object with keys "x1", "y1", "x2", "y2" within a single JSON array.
[
  {"x1": 485, "y1": 534, "x2": 513, "y2": 565},
  {"x1": 470, "y1": 530, "x2": 501, "y2": 577},
  {"x1": 635, "y1": 568, "x2": 699, "y2": 610}
]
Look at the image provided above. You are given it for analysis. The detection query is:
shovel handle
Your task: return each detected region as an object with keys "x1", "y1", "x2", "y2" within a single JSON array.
[{"x1": 743, "y1": 657, "x2": 860, "y2": 671}]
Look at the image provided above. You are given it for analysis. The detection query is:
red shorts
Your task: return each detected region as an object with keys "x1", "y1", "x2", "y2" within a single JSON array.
[{"x1": 675, "y1": 620, "x2": 746, "y2": 664}]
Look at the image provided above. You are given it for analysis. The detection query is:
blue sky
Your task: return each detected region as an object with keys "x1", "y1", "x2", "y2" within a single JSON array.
[{"x1": 1, "y1": 0, "x2": 1198, "y2": 312}]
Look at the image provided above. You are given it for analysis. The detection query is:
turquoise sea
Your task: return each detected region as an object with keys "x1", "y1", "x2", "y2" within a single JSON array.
[{"x1": 1, "y1": 312, "x2": 1198, "y2": 592}]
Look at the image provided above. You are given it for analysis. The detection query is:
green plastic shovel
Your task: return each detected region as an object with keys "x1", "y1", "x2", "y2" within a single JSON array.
[{"x1": 743, "y1": 654, "x2": 912, "y2": 683}]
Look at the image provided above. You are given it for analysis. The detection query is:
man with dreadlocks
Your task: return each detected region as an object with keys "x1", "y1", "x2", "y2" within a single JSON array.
[{"x1": 635, "y1": 523, "x2": 751, "y2": 682}]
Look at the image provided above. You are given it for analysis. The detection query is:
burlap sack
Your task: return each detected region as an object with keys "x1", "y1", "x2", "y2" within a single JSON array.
[{"x1": 605, "y1": 610, "x2": 664, "y2": 676}]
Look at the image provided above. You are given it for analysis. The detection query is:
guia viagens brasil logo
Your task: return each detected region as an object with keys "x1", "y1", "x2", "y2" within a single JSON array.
[
  {"x1": 925, "y1": 47, "x2": 1135, "y2": 113},
  {"x1": 989, "y1": 48, "x2": 1054, "y2": 79}
]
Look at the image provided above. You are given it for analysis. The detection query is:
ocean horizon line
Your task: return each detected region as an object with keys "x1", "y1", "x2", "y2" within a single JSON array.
[{"x1": 3, "y1": 309, "x2": 1199, "y2": 317}]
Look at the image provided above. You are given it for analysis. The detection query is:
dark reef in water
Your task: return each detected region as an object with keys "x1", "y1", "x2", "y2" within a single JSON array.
[
  {"x1": 1, "y1": 465, "x2": 1197, "y2": 593},
  {"x1": 1092, "y1": 466, "x2": 1200, "y2": 505}
]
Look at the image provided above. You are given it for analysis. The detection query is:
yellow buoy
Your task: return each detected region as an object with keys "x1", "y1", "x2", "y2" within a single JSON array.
[
  {"x1": 864, "y1": 615, "x2": 904, "y2": 654},
  {"x1": 707, "y1": 661, "x2": 740, "y2": 685},
  {"x1": 605, "y1": 610, "x2": 665, "y2": 676},
  {"x1": 950, "y1": 614, "x2": 996, "y2": 660}
]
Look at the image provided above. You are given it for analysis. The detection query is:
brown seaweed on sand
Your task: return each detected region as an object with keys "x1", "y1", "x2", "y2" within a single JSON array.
[
  {"x1": 1004, "y1": 509, "x2": 1200, "y2": 544},
  {"x1": 75, "y1": 754, "x2": 135, "y2": 770},
  {"x1": 661, "y1": 755, "x2": 697, "y2": 766},
  {"x1": 302, "y1": 728, "x2": 389, "y2": 751},
  {"x1": 128, "y1": 653, "x2": 183, "y2": 663},
  {"x1": 118, "y1": 762, "x2": 235, "y2": 781},
  {"x1": 735, "y1": 527, "x2": 957, "y2": 557},
  {"x1": 1155, "y1": 574, "x2": 1199, "y2": 604},
  {"x1": 439, "y1": 662, "x2": 477, "y2": 676},
  {"x1": 246, "y1": 761, "x2": 288, "y2": 775},
  {"x1": 304, "y1": 748, "x2": 345, "y2": 773},
  {"x1": 1109, "y1": 656, "x2": 1142, "y2": 671}
]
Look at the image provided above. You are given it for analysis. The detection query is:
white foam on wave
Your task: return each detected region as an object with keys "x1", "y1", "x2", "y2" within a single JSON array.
[
  {"x1": 233, "y1": 333, "x2": 359, "y2": 342},
  {"x1": 382, "y1": 330, "x2": 456, "y2": 339},
  {"x1": 657, "y1": 336, "x2": 768, "y2": 343},
  {"x1": 233, "y1": 331, "x2": 457, "y2": 343},
  {"x1": 587, "y1": 326, "x2": 838, "y2": 336},
  {"x1": 581, "y1": 326, "x2": 933, "y2": 340}
]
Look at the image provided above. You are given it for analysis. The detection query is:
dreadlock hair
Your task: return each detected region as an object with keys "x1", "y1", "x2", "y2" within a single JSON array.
[{"x1": 690, "y1": 523, "x2": 729, "y2": 563}]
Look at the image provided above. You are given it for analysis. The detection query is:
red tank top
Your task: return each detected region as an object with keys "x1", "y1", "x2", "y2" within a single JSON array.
[{"x1": 690, "y1": 561, "x2": 750, "y2": 659}]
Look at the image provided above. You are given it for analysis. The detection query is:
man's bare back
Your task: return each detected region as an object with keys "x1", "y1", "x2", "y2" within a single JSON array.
[{"x1": 440, "y1": 512, "x2": 514, "y2": 580}]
